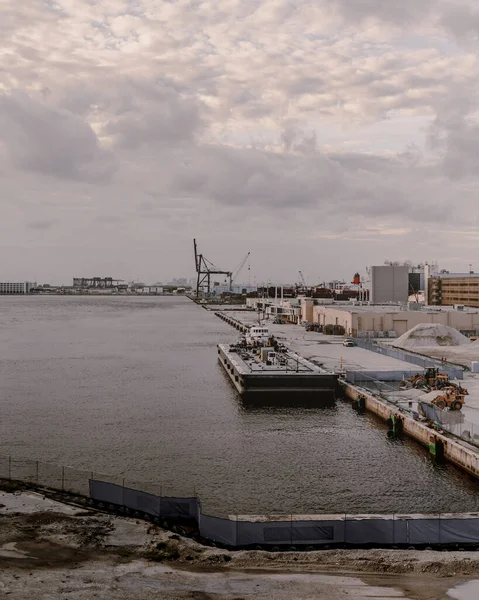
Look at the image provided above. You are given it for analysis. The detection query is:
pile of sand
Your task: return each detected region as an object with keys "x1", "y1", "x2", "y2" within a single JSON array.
[{"x1": 393, "y1": 323, "x2": 471, "y2": 349}]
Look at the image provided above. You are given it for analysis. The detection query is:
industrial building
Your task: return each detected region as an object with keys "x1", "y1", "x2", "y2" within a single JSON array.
[
  {"x1": 313, "y1": 303, "x2": 479, "y2": 338},
  {"x1": 369, "y1": 265, "x2": 409, "y2": 303},
  {"x1": 429, "y1": 273, "x2": 479, "y2": 308},
  {"x1": 0, "y1": 282, "x2": 35, "y2": 294},
  {"x1": 73, "y1": 277, "x2": 123, "y2": 289}
]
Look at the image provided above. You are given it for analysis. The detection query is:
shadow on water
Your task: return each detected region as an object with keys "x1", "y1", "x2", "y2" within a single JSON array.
[
  {"x1": 237, "y1": 392, "x2": 337, "y2": 410},
  {"x1": 217, "y1": 358, "x2": 337, "y2": 409}
]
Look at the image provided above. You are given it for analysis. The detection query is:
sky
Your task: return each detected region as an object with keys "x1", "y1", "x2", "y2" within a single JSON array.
[{"x1": 2, "y1": 0, "x2": 479, "y2": 286}]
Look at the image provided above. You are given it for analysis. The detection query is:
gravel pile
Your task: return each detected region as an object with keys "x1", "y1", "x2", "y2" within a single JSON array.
[{"x1": 393, "y1": 324, "x2": 471, "y2": 349}]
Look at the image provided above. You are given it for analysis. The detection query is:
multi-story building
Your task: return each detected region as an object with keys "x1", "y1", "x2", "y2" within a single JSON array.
[
  {"x1": 0, "y1": 282, "x2": 35, "y2": 294},
  {"x1": 429, "y1": 273, "x2": 479, "y2": 308}
]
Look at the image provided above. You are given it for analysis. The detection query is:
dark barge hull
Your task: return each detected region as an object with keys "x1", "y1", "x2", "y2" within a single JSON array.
[{"x1": 218, "y1": 344, "x2": 338, "y2": 398}]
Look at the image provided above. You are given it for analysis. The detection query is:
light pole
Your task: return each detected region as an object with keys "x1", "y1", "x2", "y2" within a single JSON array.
[{"x1": 469, "y1": 264, "x2": 473, "y2": 308}]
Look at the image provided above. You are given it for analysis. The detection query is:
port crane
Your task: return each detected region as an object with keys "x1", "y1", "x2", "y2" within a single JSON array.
[
  {"x1": 298, "y1": 270, "x2": 307, "y2": 287},
  {"x1": 193, "y1": 240, "x2": 251, "y2": 296},
  {"x1": 193, "y1": 239, "x2": 232, "y2": 296}
]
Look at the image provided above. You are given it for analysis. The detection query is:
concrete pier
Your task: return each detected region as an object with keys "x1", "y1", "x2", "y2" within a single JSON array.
[
  {"x1": 341, "y1": 381, "x2": 479, "y2": 479},
  {"x1": 212, "y1": 308, "x2": 479, "y2": 480},
  {"x1": 215, "y1": 311, "x2": 249, "y2": 333}
]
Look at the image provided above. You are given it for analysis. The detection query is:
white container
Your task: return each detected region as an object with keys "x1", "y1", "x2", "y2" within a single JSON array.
[{"x1": 471, "y1": 361, "x2": 479, "y2": 373}]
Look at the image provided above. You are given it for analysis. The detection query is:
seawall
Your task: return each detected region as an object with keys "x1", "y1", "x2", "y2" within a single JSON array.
[{"x1": 340, "y1": 381, "x2": 479, "y2": 480}]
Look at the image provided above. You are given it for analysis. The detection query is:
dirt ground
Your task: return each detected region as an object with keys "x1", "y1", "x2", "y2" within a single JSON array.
[{"x1": 1, "y1": 490, "x2": 479, "y2": 599}]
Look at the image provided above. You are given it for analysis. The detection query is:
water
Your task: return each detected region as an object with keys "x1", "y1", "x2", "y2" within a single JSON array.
[
  {"x1": 0, "y1": 295, "x2": 477, "y2": 514},
  {"x1": 448, "y1": 580, "x2": 479, "y2": 600}
]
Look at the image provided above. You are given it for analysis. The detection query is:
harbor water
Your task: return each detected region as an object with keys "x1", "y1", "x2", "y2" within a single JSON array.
[{"x1": 0, "y1": 295, "x2": 477, "y2": 515}]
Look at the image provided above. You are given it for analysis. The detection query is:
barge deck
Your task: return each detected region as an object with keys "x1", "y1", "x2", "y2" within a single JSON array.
[{"x1": 218, "y1": 343, "x2": 338, "y2": 398}]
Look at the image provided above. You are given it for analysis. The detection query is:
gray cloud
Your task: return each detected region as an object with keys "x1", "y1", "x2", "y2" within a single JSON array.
[
  {"x1": 0, "y1": 92, "x2": 115, "y2": 181},
  {"x1": 327, "y1": 0, "x2": 435, "y2": 25},
  {"x1": 104, "y1": 80, "x2": 202, "y2": 149},
  {"x1": 27, "y1": 220, "x2": 55, "y2": 230},
  {"x1": 1, "y1": 0, "x2": 479, "y2": 283}
]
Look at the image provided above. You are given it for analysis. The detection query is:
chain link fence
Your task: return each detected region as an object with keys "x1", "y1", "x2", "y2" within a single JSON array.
[
  {"x1": 419, "y1": 402, "x2": 479, "y2": 448},
  {"x1": 355, "y1": 339, "x2": 464, "y2": 379}
]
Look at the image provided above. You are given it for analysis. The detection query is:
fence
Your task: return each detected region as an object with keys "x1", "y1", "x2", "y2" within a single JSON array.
[
  {"x1": 2, "y1": 454, "x2": 479, "y2": 547},
  {"x1": 354, "y1": 339, "x2": 464, "y2": 380},
  {"x1": 419, "y1": 402, "x2": 479, "y2": 449}
]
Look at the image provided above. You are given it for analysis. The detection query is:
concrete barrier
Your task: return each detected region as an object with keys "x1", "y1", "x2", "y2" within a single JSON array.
[{"x1": 341, "y1": 382, "x2": 479, "y2": 479}]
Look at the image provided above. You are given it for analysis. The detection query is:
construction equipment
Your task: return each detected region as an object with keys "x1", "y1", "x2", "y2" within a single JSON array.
[
  {"x1": 400, "y1": 367, "x2": 451, "y2": 391},
  {"x1": 298, "y1": 271, "x2": 307, "y2": 287},
  {"x1": 431, "y1": 387, "x2": 466, "y2": 411}
]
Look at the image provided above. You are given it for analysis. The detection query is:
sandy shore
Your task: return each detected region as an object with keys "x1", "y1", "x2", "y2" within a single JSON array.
[{"x1": 1, "y1": 490, "x2": 479, "y2": 599}]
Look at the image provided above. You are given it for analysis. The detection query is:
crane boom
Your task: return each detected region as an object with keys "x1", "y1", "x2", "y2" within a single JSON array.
[
  {"x1": 299, "y1": 270, "x2": 307, "y2": 287},
  {"x1": 231, "y1": 252, "x2": 251, "y2": 287}
]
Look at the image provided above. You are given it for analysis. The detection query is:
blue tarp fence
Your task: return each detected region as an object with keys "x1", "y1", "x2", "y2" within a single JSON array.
[{"x1": 89, "y1": 480, "x2": 479, "y2": 547}]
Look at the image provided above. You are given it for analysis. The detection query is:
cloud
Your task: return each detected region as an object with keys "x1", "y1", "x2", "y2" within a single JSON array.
[
  {"x1": 0, "y1": 92, "x2": 115, "y2": 181},
  {"x1": 326, "y1": 0, "x2": 435, "y2": 25},
  {"x1": 103, "y1": 80, "x2": 201, "y2": 149},
  {"x1": 1, "y1": 0, "x2": 479, "y2": 283},
  {"x1": 27, "y1": 220, "x2": 55, "y2": 230}
]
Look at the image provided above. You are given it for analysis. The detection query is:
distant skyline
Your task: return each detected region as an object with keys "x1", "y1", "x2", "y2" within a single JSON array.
[{"x1": 2, "y1": 1, "x2": 479, "y2": 284}]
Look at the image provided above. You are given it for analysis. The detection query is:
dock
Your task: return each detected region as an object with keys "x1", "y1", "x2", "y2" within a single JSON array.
[{"x1": 212, "y1": 308, "x2": 479, "y2": 480}]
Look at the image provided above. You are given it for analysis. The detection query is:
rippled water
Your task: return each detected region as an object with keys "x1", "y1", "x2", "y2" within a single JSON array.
[{"x1": 0, "y1": 295, "x2": 477, "y2": 514}]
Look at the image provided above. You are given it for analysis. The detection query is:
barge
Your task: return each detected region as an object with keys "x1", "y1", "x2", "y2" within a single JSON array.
[{"x1": 218, "y1": 342, "x2": 338, "y2": 398}]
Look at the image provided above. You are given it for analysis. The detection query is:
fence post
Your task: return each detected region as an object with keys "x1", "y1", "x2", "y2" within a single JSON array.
[
  {"x1": 290, "y1": 514, "x2": 293, "y2": 546},
  {"x1": 344, "y1": 513, "x2": 347, "y2": 544},
  {"x1": 8, "y1": 455, "x2": 11, "y2": 480},
  {"x1": 236, "y1": 514, "x2": 239, "y2": 547},
  {"x1": 392, "y1": 513, "x2": 395, "y2": 545},
  {"x1": 36, "y1": 461, "x2": 39, "y2": 486},
  {"x1": 61, "y1": 466, "x2": 65, "y2": 492}
]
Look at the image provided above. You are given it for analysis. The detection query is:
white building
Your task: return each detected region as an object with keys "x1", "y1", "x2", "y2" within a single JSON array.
[{"x1": 0, "y1": 282, "x2": 35, "y2": 294}]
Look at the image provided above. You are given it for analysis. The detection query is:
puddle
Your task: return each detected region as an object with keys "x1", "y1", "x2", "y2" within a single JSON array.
[
  {"x1": 448, "y1": 580, "x2": 479, "y2": 600},
  {"x1": 120, "y1": 566, "x2": 409, "y2": 599},
  {"x1": 0, "y1": 542, "x2": 34, "y2": 559}
]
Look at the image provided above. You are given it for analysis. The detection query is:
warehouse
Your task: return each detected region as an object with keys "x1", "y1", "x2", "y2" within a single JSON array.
[{"x1": 312, "y1": 303, "x2": 479, "y2": 338}]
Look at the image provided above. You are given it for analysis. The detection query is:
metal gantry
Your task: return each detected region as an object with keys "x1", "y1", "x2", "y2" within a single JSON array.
[
  {"x1": 193, "y1": 239, "x2": 232, "y2": 296},
  {"x1": 193, "y1": 240, "x2": 251, "y2": 296}
]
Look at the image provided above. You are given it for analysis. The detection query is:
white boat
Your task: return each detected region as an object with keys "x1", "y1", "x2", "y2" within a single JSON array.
[{"x1": 246, "y1": 326, "x2": 270, "y2": 345}]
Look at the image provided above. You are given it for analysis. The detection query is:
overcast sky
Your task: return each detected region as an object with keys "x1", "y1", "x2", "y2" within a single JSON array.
[{"x1": 2, "y1": 1, "x2": 479, "y2": 285}]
